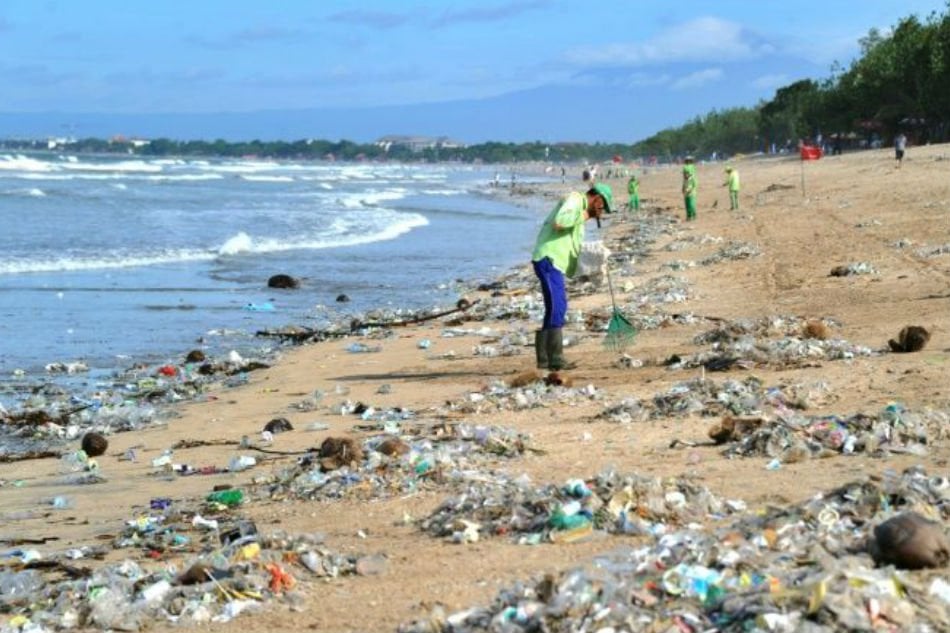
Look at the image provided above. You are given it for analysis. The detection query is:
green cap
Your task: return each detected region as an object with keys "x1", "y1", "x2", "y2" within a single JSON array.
[{"x1": 589, "y1": 182, "x2": 613, "y2": 213}]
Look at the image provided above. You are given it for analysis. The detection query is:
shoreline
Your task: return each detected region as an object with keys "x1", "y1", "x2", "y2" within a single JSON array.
[
  {"x1": 0, "y1": 169, "x2": 559, "y2": 426},
  {"x1": 2, "y1": 145, "x2": 950, "y2": 631}
]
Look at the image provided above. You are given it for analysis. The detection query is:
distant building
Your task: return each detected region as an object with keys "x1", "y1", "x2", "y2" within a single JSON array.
[
  {"x1": 46, "y1": 137, "x2": 76, "y2": 149},
  {"x1": 108, "y1": 135, "x2": 150, "y2": 148},
  {"x1": 375, "y1": 135, "x2": 465, "y2": 153}
]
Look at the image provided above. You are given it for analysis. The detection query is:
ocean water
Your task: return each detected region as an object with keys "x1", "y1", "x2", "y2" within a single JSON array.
[{"x1": 0, "y1": 153, "x2": 549, "y2": 404}]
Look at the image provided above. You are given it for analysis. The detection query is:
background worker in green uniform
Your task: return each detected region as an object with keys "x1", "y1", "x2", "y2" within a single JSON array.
[
  {"x1": 626, "y1": 174, "x2": 640, "y2": 212},
  {"x1": 531, "y1": 183, "x2": 613, "y2": 370},
  {"x1": 682, "y1": 157, "x2": 697, "y2": 221},
  {"x1": 724, "y1": 166, "x2": 740, "y2": 210}
]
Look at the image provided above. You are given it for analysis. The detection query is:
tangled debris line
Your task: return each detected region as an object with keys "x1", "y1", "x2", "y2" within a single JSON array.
[
  {"x1": 915, "y1": 243, "x2": 950, "y2": 258},
  {"x1": 712, "y1": 402, "x2": 948, "y2": 462},
  {"x1": 698, "y1": 240, "x2": 761, "y2": 265},
  {"x1": 662, "y1": 234, "x2": 724, "y2": 252},
  {"x1": 598, "y1": 376, "x2": 768, "y2": 423},
  {"x1": 254, "y1": 424, "x2": 532, "y2": 503},
  {"x1": 693, "y1": 315, "x2": 840, "y2": 346},
  {"x1": 627, "y1": 275, "x2": 691, "y2": 307},
  {"x1": 676, "y1": 315, "x2": 874, "y2": 370},
  {"x1": 439, "y1": 379, "x2": 603, "y2": 415},
  {"x1": 830, "y1": 261, "x2": 878, "y2": 276},
  {"x1": 0, "y1": 524, "x2": 369, "y2": 631},
  {"x1": 420, "y1": 470, "x2": 739, "y2": 546}
]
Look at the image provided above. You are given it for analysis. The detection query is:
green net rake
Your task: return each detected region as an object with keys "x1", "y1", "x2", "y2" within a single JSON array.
[{"x1": 603, "y1": 259, "x2": 637, "y2": 352}]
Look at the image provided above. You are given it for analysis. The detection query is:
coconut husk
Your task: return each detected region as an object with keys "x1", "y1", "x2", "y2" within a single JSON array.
[{"x1": 318, "y1": 437, "x2": 364, "y2": 471}]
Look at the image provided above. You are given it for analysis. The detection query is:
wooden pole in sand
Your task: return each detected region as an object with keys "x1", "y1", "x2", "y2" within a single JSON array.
[{"x1": 800, "y1": 157, "x2": 806, "y2": 197}]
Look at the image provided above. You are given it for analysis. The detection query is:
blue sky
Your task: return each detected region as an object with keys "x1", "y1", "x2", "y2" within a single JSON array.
[{"x1": 0, "y1": 1, "x2": 946, "y2": 142}]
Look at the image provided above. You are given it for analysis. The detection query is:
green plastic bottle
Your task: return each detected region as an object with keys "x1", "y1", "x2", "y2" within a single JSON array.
[{"x1": 206, "y1": 489, "x2": 244, "y2": 507}]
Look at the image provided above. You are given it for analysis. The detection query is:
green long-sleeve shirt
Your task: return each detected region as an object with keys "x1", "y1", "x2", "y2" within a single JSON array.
[
  {"x1": 726, "y1": 170, "x2": 740, "y2": 191},
  {"x1": 531, "y1": 191, "x2": 587, "y2": 277},
  {"x1": 682, "y1": 165, "x2": 697, "y2": 197}
]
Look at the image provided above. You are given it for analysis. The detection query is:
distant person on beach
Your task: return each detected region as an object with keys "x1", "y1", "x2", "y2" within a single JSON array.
[
  {"x1": 531, "y1": 183, "x2": 613, "y2": 370},
  {"x1": 582, "y1": 165, "x2": 596, "y2": 183},
  {"x1": 723, "y1": 166, "x2": 740, "y2": 211},
  {"x1": 895, "y1": 132, "x2": 907, "y2": 168},
  {"x1": 682, "y1": 157, "x2": 697, "y2": 221},
  {"x1": 832, "y1": 134, "x2": 843, "y2": 156},
  {"x1": 626, "y1": 174, "x2": 640, "y2": 213}
]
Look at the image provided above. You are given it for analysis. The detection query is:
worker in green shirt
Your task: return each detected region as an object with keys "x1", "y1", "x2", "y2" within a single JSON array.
[
  {"x1": 724, "y1": 166, "x2": 740, "y2": 210},
  {"x1": 531, "y1": 183, "x2": 612, "y2": 370},
  {"x1": 626, "y1": 174, "x2": 640, "y2": 213},
  {"x1": 682, "y1": 157, "x2": 697, "y2": 221}
]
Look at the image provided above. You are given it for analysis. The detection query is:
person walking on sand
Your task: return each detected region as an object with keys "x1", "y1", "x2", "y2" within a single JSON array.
[
  {"x1": 532, "y1": 183, "x2": 613, "y2": 370},
  {"x1": 626, "y1": 173, "x2": 640, "y2": 213},
  {"x1": 895, "y1": 132, "x2": 907, "y2": 168},
  {"x1": 723, "y1": 166, "x2": 740, "y2": 211},
  {"x1": 682, "y1": 157, "x2": 697, "y2": 221}
]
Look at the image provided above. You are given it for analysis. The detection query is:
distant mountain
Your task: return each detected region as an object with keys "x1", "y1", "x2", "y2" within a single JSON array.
[{"x1": 0, "y1": 76, "x2": 767, "y2": 145}]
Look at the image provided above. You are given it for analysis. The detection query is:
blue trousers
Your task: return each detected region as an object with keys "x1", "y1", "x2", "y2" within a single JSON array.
[{"x1": 533, "y1": 257, "x2": 567, "y2": 329}]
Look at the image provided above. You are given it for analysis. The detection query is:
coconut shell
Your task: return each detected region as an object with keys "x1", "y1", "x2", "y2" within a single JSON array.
[
  {"x1": 264, "y1": 417, "x2": 294, "y2": 434},
  {"x1": 376, "y1": 437, "x2": 410, "y2": 457},
  {"x1": 869, "y1": 511, "x2": 950, "y2": 569},
  {"x1": 81, "y1": 432, "x2": 109, "y2": 457}
]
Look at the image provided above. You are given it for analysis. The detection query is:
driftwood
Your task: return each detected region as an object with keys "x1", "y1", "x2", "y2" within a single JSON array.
[
  {"x1": 255, "y1": 327, "x2": 349, "y2": 343},
  {"x1": 0, "y1": 403, "x2": 92, "y2": 427},
  {"x1": 0, "y1": 450, "x2": 62, "y2": 463},
  {"x1": 170, "y1": 437, "x2": 311, "y2": 456},
  {"x1": 171, "y1": 438, "x2": 239, "y2": 449},
  {"x1": 351, "y1": 298, "x2": 482, "y2": 330},
  {"x1": 23, "y1": 559, "x2": 91, "y2": 579},
  {"x1": 0, "y1": 536, "x2": 60, "y2": 546},
  {"x1": 257, "y1": 299, "x2": 482, "y2": 343}
]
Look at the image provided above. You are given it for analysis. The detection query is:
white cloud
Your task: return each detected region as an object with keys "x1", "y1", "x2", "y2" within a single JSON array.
[
  {"x1": 671, "y1": 68, "x2": 723, "y2": 90},
  {"x1": 564, "y1": 17, "x2": 775, "y2": 67}
]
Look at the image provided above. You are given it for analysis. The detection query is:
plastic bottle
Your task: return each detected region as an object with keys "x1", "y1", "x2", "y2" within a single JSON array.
[
  {"x1": 50, "y1": 495, "x2": 72, "y2": 509},
  {"x1": 206, "y1": 489, "x2": 244, "y2": 507},
  {"x1": 59, "y1": 450, "x2": 89, "y2": 473},
  {"x1": 228, "y1": 455, "x2": 257, "y2": 472},
  {"x1": 548, "y1": 503, "x2": 592, "y2": 530},
  {"x1": 562, "y1": 479, "x2": 592, "y2": 498}
]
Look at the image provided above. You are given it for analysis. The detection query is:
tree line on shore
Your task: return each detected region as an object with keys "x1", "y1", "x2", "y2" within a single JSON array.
[
  {"x1": 635, "y1": 6, "x2": 950, "y2": 159},
  {"x1": 2, "y1": 5, "x2": 946, "y2": 164}
]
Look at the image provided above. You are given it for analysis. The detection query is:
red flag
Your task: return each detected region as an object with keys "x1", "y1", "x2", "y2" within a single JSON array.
[{"x1": 800, "y1": 145, "x2": 823, "y2": 160}]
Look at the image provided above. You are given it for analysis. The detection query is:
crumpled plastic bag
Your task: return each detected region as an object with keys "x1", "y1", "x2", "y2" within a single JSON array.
[{"x1": 576, "y1": 240, "x2": 610, "y2": 285}]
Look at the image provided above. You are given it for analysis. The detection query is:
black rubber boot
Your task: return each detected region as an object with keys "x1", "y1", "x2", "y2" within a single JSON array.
[
  {"x1": 535, "y1": 330, "x2": 549, "y2": 369},
  {"x1": 547, "y1": 328, "x2": 576, "y2": 370}
]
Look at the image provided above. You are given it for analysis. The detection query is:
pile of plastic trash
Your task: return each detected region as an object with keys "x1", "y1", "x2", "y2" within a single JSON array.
[
  {"x1": 0, "y1": 525, "x2": 367, "y2": 631},
  {"x1": 599, "y1": 376, "x2": 767, "y2": 423},
  {"x1": 400, "y1": 467, "x2": 950, "y2": 633},
  {"x1": 718, "y1": 402, "x2": 946, "y2": 461},
  {"x1": 698, "y1": 240, "x2": 761, "y2": 265},
  {"x1": 420, "y1": 470, "x2": 740, "y2": 546},
  {"x1": 255, "y1": 424, "x2": 533, "y2": 503}
]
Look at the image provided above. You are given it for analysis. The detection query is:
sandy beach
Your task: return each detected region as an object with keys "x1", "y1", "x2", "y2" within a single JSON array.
[{"x1": 3, "y1": 144, "x2": 950, "y2": 632}]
